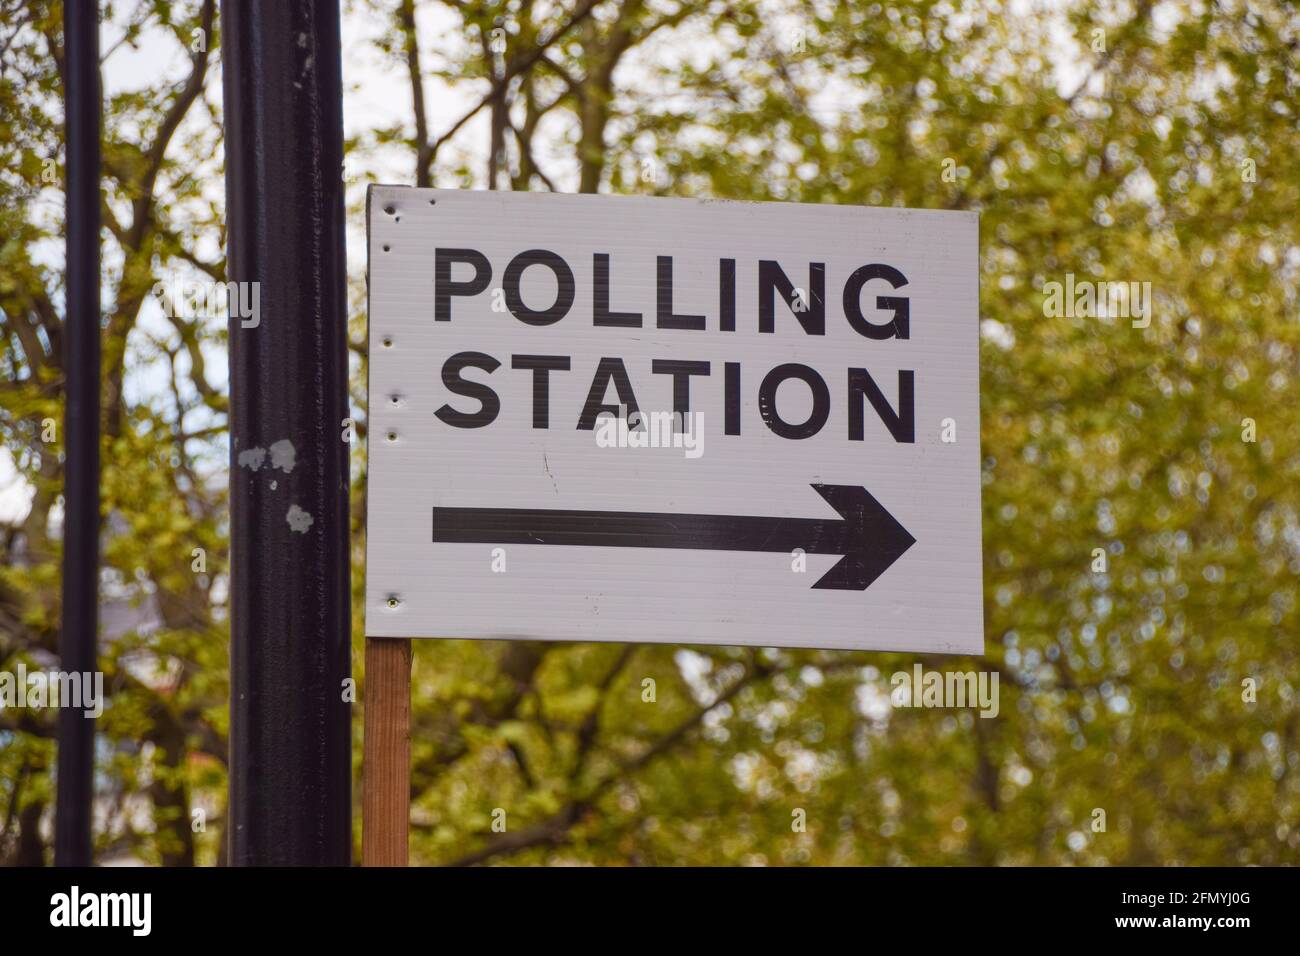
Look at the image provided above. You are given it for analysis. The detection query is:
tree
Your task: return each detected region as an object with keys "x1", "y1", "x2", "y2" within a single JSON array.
[
  {"x1": 1, "y1": 0, "x2": 226, "y2": 865},
  {"x1": 1, "y1": 0, "x2": 1296, "y2": 866}
]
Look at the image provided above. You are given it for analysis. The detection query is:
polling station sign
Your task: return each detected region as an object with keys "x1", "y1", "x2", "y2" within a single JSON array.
[{"x1": 364, "y1": 188, "x2": 982, "y2": 653}]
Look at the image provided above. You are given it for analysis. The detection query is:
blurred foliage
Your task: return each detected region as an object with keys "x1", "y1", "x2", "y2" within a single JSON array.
[{"x1": 1, "y1": 0, "x2": 1297, "y2": 865}]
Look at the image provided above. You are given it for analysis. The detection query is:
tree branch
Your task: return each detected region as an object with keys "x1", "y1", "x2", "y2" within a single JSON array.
[
  {"x1": 421, "y1": 0, "x2": 601, "y2": 181},
  {"x1": 444, "y1": 660, "x2": 769, "y2": 866}
]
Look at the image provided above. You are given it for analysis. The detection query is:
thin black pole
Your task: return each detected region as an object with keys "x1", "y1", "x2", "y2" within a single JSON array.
[
  {"x1": 56, "y1": 0, "x2": 100, "y2": 868},
  {"x1": 222, "y1": 0, "x2": 352, "y2": 865}
]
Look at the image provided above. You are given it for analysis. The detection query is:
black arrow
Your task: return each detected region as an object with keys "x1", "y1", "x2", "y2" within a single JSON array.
[{"x1": 432, "y1": 484, "x2": 915, "y2": 591}]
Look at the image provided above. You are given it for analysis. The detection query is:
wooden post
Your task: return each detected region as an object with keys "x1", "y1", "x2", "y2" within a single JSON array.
[{"x1": 363, "y1": 637, "x2": 412, "y2": 865}]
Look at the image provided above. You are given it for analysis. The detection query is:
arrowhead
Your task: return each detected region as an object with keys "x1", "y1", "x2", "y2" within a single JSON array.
[{"x1": 809, "y1": 484, "x2": 915, "y2": 591}]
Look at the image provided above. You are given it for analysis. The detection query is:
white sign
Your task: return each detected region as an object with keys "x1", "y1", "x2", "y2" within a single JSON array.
[{"x1": 365, "y1": 187, "x2": 982, "y2": 653}]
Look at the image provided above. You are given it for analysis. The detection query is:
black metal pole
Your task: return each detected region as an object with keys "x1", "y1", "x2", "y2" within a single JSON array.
[
  {"x1": 56, "y1": 0, "x2": 100, "y2": 868},
  {"x1": 222, "y1": 0, "x2": 352, "y2": 865}
]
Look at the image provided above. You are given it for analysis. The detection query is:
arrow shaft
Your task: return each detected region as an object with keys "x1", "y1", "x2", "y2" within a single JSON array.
[{"x1": 433, "y1": 506, "x2": 851, "y2": 555}]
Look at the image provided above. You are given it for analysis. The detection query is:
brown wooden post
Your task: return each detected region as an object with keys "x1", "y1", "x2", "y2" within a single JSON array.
[{"x1": 362, "y1": 637, "x2": 413, "y2": 865}]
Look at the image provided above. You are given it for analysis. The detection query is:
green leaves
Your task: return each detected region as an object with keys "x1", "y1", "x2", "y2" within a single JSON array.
[{"x1": 1, "y1": 0, "x2": 1296, "y2": 866}]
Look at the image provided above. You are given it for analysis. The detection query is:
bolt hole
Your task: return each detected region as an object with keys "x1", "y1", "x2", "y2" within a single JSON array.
[
  {"x1": 384, "y1": 204, "x2": 396, "y2": 215},
  {"x1": 390, "y1": 395, "x2": 400, "y2": 405},
  {"x1": 382, "y1": 337, "x2": 393, "y2": 348},
  {"x1": 428, "y1": 199, "x2": 437, "y2": 205},
  {"x1": 386, "y1": 596, "x2": 400, "y2": 609},
  {"x1": 386, "y1": 431, "x2": 397, "y2": 442},
  {"x1": 382, "y1": 244, "x2": 391, "y2": 252}
]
